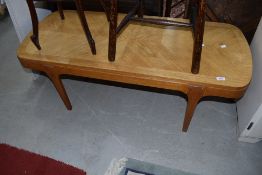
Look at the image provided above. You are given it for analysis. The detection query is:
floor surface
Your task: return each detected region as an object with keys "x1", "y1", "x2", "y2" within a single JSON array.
[{"x1": 0, "y1": 15, "x2": 262, "y2": 175}]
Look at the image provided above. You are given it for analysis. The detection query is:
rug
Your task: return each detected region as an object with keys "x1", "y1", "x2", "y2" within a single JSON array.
[
  {"x1": 0, "y1": 144, "x2": 86, "y2": 175},
  {"x1": 104, "y1": 158, "x2": 199, "y2": 175}
]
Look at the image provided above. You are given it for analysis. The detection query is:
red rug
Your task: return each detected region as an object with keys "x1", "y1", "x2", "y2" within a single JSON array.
[{"x1": 0, "y1": 144, "x2": 86, "y2": 175}]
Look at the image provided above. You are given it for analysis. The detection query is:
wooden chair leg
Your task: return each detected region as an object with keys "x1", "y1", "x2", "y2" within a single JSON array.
[
  {"x1": 165, "y1": 0, "x2": 172, "y2": 17},
  {"x1": 184, "y1": 0, "x2": 191, "y2": 18},
  {"x1": 99, "y1": 0, "x2": 110, "y2": 21},
  {"x1": 116, "y1": 2, "x2": 140, "y2": 34},
  {"x1": 46, "y1": 71, "x2": 72, "y2": 110},
  {"x1": 182, "y1": 86, "x2": 203, "y2": 132},
  {"x1": 57, "y1": 1, "x2": 65, "y2": 20},
  {"x1": 74, "y1": 0, "x2": 96, "y2": 55},
  {"x1": 26, "y1": 0, "x2": 41, "y2": 50},
  {"x1": 191, "y1": 0, "x2": 206, "y2": 74},
  {"x1": 137, "y1": 0, "x2": 144, "y2": 18},
  {"x1": 108, "y1": 0, "x2": 118, "y2": 61}
]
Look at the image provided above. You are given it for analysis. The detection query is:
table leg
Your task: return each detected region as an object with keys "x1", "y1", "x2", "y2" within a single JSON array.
[
  {"x1": 46, "y1": 72, "x2": 72, "y2": 110},
  {"x1": 182, "y1": 86, "x2": 203, "y2": 132},
  {"x1": 75, "y1": 0, "x2": 96, "y2": 55},
  {"x1": 26, "y1": 0, "x2": 41, "y2": 50}
]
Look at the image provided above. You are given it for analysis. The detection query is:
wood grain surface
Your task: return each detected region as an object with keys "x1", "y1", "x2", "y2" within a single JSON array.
[
  {"x1": 18, "y1": 11, "x2": 252, "y2": 89},
  {"x1": 17, "y1": 11, "x2": 252, "y2": 131}
]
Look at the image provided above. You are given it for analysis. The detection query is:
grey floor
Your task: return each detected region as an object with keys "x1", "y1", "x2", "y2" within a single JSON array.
[{"x1": 1, "y1": 15, "x2": 262, "y2": 175}]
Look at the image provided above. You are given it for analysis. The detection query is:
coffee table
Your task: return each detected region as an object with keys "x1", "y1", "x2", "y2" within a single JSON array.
[{"x1": 17, "y1": 11, "x2": 252, "y2": 132}]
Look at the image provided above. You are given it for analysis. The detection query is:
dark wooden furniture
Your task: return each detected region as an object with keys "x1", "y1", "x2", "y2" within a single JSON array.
[
  {"x1": 104, "y1": 0, "x2": 206, "y2": 74},
  {"x1": 17, "y1": 11, "x2": 252, "y2": 132},
  {"x1": 57, "y1": 0, "x2": 162, "y2": 16},
  {"x1": 39, "y1": 0, "x2": 260, "y2": 43},
  {"x1": 164, "y1": 0, "x2": 262, "y2": 43},
  {"x1": 26, "y1": 0, "x2": 96, "y2": 54}
]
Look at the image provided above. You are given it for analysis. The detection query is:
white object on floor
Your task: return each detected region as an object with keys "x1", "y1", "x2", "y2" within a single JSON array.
[
  {"x1": 237, "y1": 17, "x2": 262, "y2": 143},
  {"x1": 104, "y1": 158, "x2": 128, "y2": 175},
  {"x1": 127, "y1": 171, "x2": 145, "y2": 175}
]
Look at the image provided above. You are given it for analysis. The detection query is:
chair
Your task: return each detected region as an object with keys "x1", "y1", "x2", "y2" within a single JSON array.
[
  {"x1": 106, "y1": 0, "x2": 206, "y2": 74},
  {"x1": 26, "y1": 0, "x2": 96, "y2": 55}
]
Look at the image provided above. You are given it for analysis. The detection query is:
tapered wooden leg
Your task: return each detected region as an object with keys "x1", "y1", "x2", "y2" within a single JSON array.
[
  {"x1": 57, "y1": 1, "x2": 65, "y2": 20},
  {"x1": 165, "y1": 0, "x2": 172, "y2": 17},
  {"x1": 191, "y1": 0, "x2": 206, "y2": 74},
  {"x1": 137, "y1": 0, "x2": 144, "y2": 18},
  {"x1": 116, "y1": 2, "x2": 139, "y2": 34},
  {"x1": 108, "y1": 0, "x2": 118, "y2": 61},
  {"x1": 182, "y1": 86, "x2": 203, "y2": 132},
  {"x1": 46, "y1": 72, "x2": 72, "y2": 110},
  {"x1": 184, "y1": 0, "x2": 191, "y2": 18},
  {"x1": 74, "y1": 0, "x2": 96, "y2": 55},
  {"x1": 26, "y1": 0, "x2": 41, "y2": 50},
  {"x1": 99, "y1": 0, "x2": 110, "y2": 21}
]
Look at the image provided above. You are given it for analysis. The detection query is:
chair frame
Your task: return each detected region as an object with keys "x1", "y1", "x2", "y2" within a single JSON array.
[
  {"x1": 105, "y1": 0, "x2": 206, "y2": 74},
  {"x1": 26, "y1": 0, "x2": 96, "y2": 55}
]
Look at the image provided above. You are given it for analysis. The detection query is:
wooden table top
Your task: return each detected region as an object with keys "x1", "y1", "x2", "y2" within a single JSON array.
[{"x1": 17, "y1": 11, "x2": 252, "y2": 90}]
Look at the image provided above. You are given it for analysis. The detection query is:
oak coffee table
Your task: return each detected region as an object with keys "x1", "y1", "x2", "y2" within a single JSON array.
[{"x1": 17, "y1": 11, "x2": 252, "y2": 132}]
